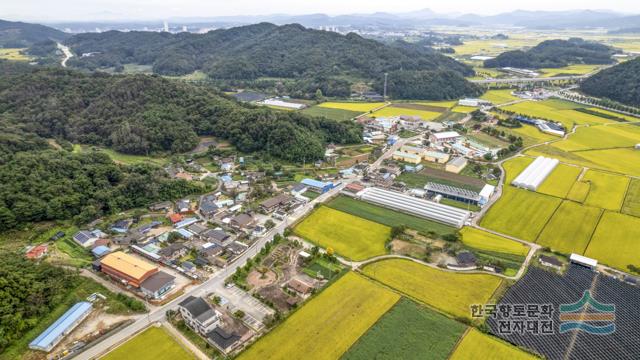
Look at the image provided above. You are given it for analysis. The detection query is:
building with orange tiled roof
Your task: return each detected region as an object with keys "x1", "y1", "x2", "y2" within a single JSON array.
[{"x1": 100, "y1": 251, "x2": 158, "y2": 288}]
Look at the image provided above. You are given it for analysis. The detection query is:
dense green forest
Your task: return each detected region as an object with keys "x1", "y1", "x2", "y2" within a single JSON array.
[
  {"x1": 484, "y1": 38, "x2": 617, "y2": 69},
  {"x1": 0, "y1": 62, "x2": 362, "y2": 160},
  {"x1": 60, "y1": 23, "x2": 475, "y2": 99},
  {"x1": 580, "y1": 57, "x2": 640, "y2": 106},
  {"x1": 0, "y1": 254, "x2": 78, "y2": 351},
  {"x1": 375, "y1": 70, "x2": 482, "y2": 100},
  {"x1": 0, "y1": 19, "x2": 68, "y2": 47}
]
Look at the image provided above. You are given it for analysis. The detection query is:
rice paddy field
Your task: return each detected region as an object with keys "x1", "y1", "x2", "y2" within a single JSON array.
[
  {"x1": 102, "y1": 326, "x2": 195, "y2": 360},
  {"x1": 539, "y1": 64, "x2": 601, "y2": 77},
  {"x1": 526, "y1": 145, "x2": 640, "y2": 177},
  {"x1": 536, "y1": 201, "x2": 603, "y2": 255},
  {"x1": 480, "y1": 89, "x2": 519, "y2": 105},
  {"x1": 326, "y1": 196, "x2": 456, "y2": 236},
  {"x1": 585, "y1": 212, "x2": 640, "y2": 271},
  {"x1": 238, "y1": 272, "x2": 399, "y2": 360},
  {"x1": 452, "y1": 38, "x2": 538, "y2": 56},
  {"x1": 362, "y1": 259, "x2": 502, "y2": 319},
  {"x1": 293, "y1": 206, "x2": 390, "y2": 261},
  {"x1": 0, "y1": 48, "x2": 31, "y2": 61},
  {"x1": 449, "y1": 329, "x2": 538, "y2": 360},
  {"x1": 566, "y1": 180, "x2": 591, "y2": 203},
  {"x1": 417, "y1": 100, "x2": 458, "y2": 109},
  {"x1": 503, "y1": 124, "x2": 558, "y2": 147},
  {"x1": 460, "y1": 227, "x2": 530, "y2": 256},
  {"x1": 317, "y1": 102, "x2": 385, "y2": 113},
  {"x1": 581, "y1": 170, "x2": 630, "y2": 211},
  {"x1": 451, "y1": 105, "x2": 478, "y2": 113},
  {"x1": 622, "y1": 179, "x2": 640, "y2": 217},
  {"x1": 502, "y1": 100, "x2": 616, "y2": 128},
  {"x1": 370, "y1": 105, "x2": 442, "y2": 120},
  {"x1": 553, "y1": 124, "x2": 640, "y2": 152},
  {"x1": 301, "y1": 106, "x2": 362, "y2": 121},
  {"x1": 536, "y1": 163, "x2": 582, "y2": 198},
  {"x1": 342, "y1": 299, "x2": 466, "y2": 360},
  {"x1": 480, "y1": 188, "x2": 561, "y2": 242}
]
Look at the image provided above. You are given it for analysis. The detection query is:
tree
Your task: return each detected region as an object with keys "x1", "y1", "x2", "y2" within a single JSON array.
[
  {"x1": 233, "y1": 310, "x2": 245, "y2": 319},
  {"x1": 264, "y1": 219, "x2": 276, "y2": 230}
]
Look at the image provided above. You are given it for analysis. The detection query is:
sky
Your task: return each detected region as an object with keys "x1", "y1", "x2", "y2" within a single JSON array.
[{"x1": 2, "y1": 0, "x2": 639, "y2": 22}]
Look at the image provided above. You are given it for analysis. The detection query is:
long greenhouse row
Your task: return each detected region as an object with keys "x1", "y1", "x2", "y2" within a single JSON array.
[
  {"x1": 358, "y1": 187, "x2": 471, "y2": 228},
  {"x1": 512, "y1": 156, "x2": 559, "y2": 191}
]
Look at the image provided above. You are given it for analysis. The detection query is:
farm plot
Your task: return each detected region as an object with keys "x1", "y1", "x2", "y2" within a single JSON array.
[
  {"x1": 362, "y1": 259, "x2": 502, "y2": 319},
  {"x1": 451, "y1": 105, "x2": 478, "y2": 113},
  {"x1": 370, "y1": 103, "x2": 444, "y2": 120},
  {"x1": 318, "y1": 102, "x2": 385, "y2": 113},
  {"x1": 238, "y1": 272, "x2": 399, "y2": 360},
  {"x1": 502, "y1": 101, "x2": 614, "y2": 128},
  {"x1": 539, "y1": 64, "x2": 601, "y2": 77},
  {"x1": 527, "y1": 145, "x2": 640, "y2": 178},
  {"x1": 450, "y1": 329, "x2": 538, "y2": 360},
  {"x1": 460, "y1": 227, "x2": 529, "y2": 256},
  {"x1": 536, "y1": 201, "x2": 602, "y2": 255},
  {"x1": 554, "y1": 123, "x2": 640, "y2": 152},
  {"x1": 622, "y1": 179, "x2": 640, "y2": 217},
  {"x1": 102, "y1": 326, "x2": 195, "y2": 360},
  {"x1": 480, "y1": 188, "x2": 561, "y2": 242},
  {"x1": 342, "y1": 299, "x2": 466, "y2": 360},
  {"x1": 581, "y1": 170, "x2": 629, "y2": 211},
  {"x1": 480, "y1": 90, "x2": 519, "y2": 105},
  {"x1": 566, "y1": 180, "x2": 591, "y2": 203},
  {"x1": 503, "y1": 124, "x2": 558, "y2": 147},
  {"x1": 294, "y1": 206, "x2": 390, "y2": 261},
  {"x1": 502, "y1": 156, "x2": 534, "y2": 183},
  {"x1": 585, "y1": 211, "x2": 640, "y2": 271},
  {"x1": 301, "y1": 106, "x2": 361, "y2": 121},
  {"x1": 417, "y1": 100, "x2": 458, "y2": 109},
  {"x1": 326, "y1": 196, "x2": 455, "y2": 236},
  {"x1": 0, "y1": 48, "x2": 31, "y2": 61},
  {"x1": 536, "y1": 163, "x2": 581, "y2": 198}
]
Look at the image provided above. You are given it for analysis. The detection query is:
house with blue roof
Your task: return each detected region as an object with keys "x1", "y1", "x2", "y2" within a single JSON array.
[
  {"x1": 300, "y1": 178, "x2": 333, "y2": 194},
  {"x1": 29, "y1": 302, "x2": 93, "y2": 352},
  {"x1": 91, "y1": 245, "x2": 111, "y2": 258}
]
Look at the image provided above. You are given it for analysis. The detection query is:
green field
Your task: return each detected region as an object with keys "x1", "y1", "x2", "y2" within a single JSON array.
[
  {"x1": 480, "y1": 90, "x2": 519, "y2": 105},
  {"x1": 326, "y1": 196, "x2": 455, "y2": 236},
  {"x1": 567, "y1": 180, "x2": 591, "y2": 203},
  {"x1": 504, "y1": 124, "x2": 558, "y2": 147},
  {"x1": 622, "y1": 179, "x2": 640, "y2": 217},
  {"x1": 318, "y1": 102, "x2": 385, "y2": 113},
  {"x1": 503, "y1": 157, "x2": 534, "y2": 183},
  {"x1": 554, "y1": 124, "x2": 640, "y2": 152},
  {"x1": 73, "y1": 145, "x2": 170, "y2": 166},
  {"x1": 362, "y1": 259, "x2": 502, "y2": 319},
  {"x1": 342, "y1": 299, "x2": 466, "y2": 360},
  {"x1": 539, "y1": 64, "x2": 601, "y2": 77},
  {"x1": 450, "y1": 329, "x2": 537, "y2": 360},
  {"x1": 417, "y1": 100, "x2": 458, "y2": 108},
  {"x1": 294, "y1": 206, "x2": 390, "y2": 261},
  {"x1": 582, "y1": 170, "x2": 630, "y2": 211},
  {"x1": 536, "y1": 201, "x2": 602, "y2": 254},
  {"x1": 585, "y1": 212, "x2": 640, "y2": 271},
  {"x1": 102, "y1": 326, "x2": 195, "y2": 360},
  {"x1": 537, "y1": 164, "x2": 581, "y2": 198},
  {"x1": 0, "y1": 48, "x2": 31, "y2": 61},
  {"x1": 460, "y1": 227, "x2": 529, "y2": 256},
  {"x1": 480, "y1": 188, "x2": 562, "y2": 242},
  {"x1": 502, "y1": 100, "x2": 615, "y2": 128},
  {"x1": 238, "y1": 272, "x2": 399, "y2": 360},
  {"x1": 527, "y1": 145, "x2": 640, "y2": 177},
  {"x1": 301, "y1": 105, "x2": 362, "y2": 121}
]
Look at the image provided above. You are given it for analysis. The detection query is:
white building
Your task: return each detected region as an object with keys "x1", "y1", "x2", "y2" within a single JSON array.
[
  {"x1": 570, "y1": 253, "x2": 598, "y2": 270},
  {"x1": 430, "y1": 131, "x2": 462, "y2": 144},
  {"x1": 479, "y1": 184, "x2": 496, "y2": 205},
  {"x1": 511, "y1": 156, "x2": 559, "y2": 191},
  {"x1": 260, "y1": 99, "x2": 306, "y2": 110},
  {"x1": 178, "y1": 296, "x2": 221, "y2": 335},
  {"x1": 458, "y1": 98, "x2": 492, "y2": 107}
]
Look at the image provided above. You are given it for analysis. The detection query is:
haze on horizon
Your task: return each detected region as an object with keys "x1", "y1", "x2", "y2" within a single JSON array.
[{"x1": 1, "y1": 0, "x2": 639, "y2": 23}]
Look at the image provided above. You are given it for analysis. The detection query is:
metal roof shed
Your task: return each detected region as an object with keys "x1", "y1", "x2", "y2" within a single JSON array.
[{"x1": 29, "y1": 302, "x2": 93, "y2": 352}]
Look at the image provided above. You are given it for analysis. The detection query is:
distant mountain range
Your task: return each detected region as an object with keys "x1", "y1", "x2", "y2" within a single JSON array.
[
  {"x1": 0, "y1": 19, "x2": 69, "y2": 47},
  {"x1": 42, "y1": 9, "x2": 640, "y2": 32}
]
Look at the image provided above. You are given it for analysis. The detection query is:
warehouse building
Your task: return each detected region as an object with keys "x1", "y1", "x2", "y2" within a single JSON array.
[
  {"x1": 425, "y1": 182, "x2": 481, "y2": 206},
  {"x1": 445, "y1": 157, "x2": 468, "y2": 174},
  {"x1": 392, "y1": 151, "x2": 422, "y2": 164},
  {"x1": 29, "y1": 302, "x2": 93, "y2": 352},
  {"x1": 429, "y1": 131, "x2": 462, "y2": 144},
  {"x1": 358, "y1": 187, "x2": 470, "y2": 228},
  {"x1": 423, "y1": 150, "x2": 450, "y2": 163},
  {"x1": 100, "y1": 251, "x2": 158, "y2": 288},
  {"x1": 300, "y1": 178, "x2": 333, "y2": 194},
  {"x1": 512, "y1": 156, "x2": 559, "y2": 191}
]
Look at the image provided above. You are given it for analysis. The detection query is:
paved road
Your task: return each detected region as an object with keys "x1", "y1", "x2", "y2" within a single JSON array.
[
  {"x1": 57, "y1": 43, "x2": 73, "y2": 67},
  {"x1": 470, "y1": 75, "x2": 587, "y2": 84},
  {"x1": 75, "y1": 181, "x2": 346, "y2": 360}
]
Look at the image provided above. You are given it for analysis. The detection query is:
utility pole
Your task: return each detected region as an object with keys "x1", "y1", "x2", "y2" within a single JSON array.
[{"x1": 383, "y1": 73, "x2": 388, "y2": 101}]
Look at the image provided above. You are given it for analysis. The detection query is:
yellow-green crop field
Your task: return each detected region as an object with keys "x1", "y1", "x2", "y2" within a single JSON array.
[
  {"x1": 502, "y1": 101, "x2": 615, "y2": 128},
  {"x1": 318, "y1": 102, "x2": 385, "y2": 113},
  {"x1": 622, "y1": 179, "x2": 640, "y2": 218},
  {"x1": 452, "y1": 38, "x2": 538, "y2": 56},
  {"x1": 449, "y1": 329, "x2": 538, "y2": 360},
  {"x1": 503, "y1": 157, "x2": 534, "y2": 183},
  {"x1": 294, "y1": 206, "x2": 390, "y2": 261},
  {"x1": 536, "y1": 201, "x2": 602, "y2": 255},
  {"x1": 585, "y1": 108, "x2": 640, "y2": 122},
  {"x1": 362, "y1": 259, "x2": 502, "y2": 319},
  {"x1": 481, "y1": 188, "x2": 561, "y2": 242},
  {"x1": 417, "y1": 100, "x2": 458, "y2": 109},
  {"x1": 567, "y1": 180, "x2": 591, "y2": 203},
  {"x1": 102, "y1": 326, "x2": 195, "y2": 360},
  {"x1": 460, "y1": 227, "x2": 530, "y2": 256},
  {"x1": 452, "y1": 105, "x2": 478, "y2": 113},
  {"x1": 480, "y1": 90, "x2": 519, "y2": 105},
  {"x1": 238, "y1": 272, "x2": 399, "y2": 360},
  {"x1": 370, "y1": 106, "x2": 441, "y2": 120},
  {"x1": 537, "y1": 164, "x2": 582, "y2": 198},
  {"x1": 526, "y1": 146, "x2": 640, "y2": 177},
  {"x1": 505, "y1": 125, "x2": 558, "y2": 147},
  {"x1": 539, "y1": 64, "x2": 601, "y2": 77},
  {"x1": 554, "y1": 124, "x2": 640, "y2": 152},
  {"x1": 0, "y1": 48, "x2": 31, "y2": 61},
  {"x1": 581, "y1": 170, "x2": 630, "y2": 211},
  {"x1": 585, "y1": 212, "x2": 640, "y2": 271}
]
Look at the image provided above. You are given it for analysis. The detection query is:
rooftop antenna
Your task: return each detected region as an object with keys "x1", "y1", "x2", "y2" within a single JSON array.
[{"x1": 383, "y1": 73, "x2": 388, "y2": 101}]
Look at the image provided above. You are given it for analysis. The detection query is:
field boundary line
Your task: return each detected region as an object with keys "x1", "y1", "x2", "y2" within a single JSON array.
[
  {"x1": 582, "y1": 209, "x2": 606, "y2": 255},
  {"x1": 533, "y1": 198, "x2": 563, "y2": 244},
  {"x1": 446, "y1": 326, "x2": 472, "y2": 359}
]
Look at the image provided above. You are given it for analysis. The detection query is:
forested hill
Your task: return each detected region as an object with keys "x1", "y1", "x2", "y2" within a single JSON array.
[
  {"x1": 484, "y1": 38, "x2": 618, "y2": 69},
  {"x1": 0, "y1": 61, "x2": 361, "y2": 161},
  {"x1": 0, "y1": 19, "x2": 69, "y2": 47},
  {"x1": 61, "y1": 23, "x2": 478, "y2": 99},
  {"x1": 580, "y1": 58, "x2": 640, "y2": 107}
]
